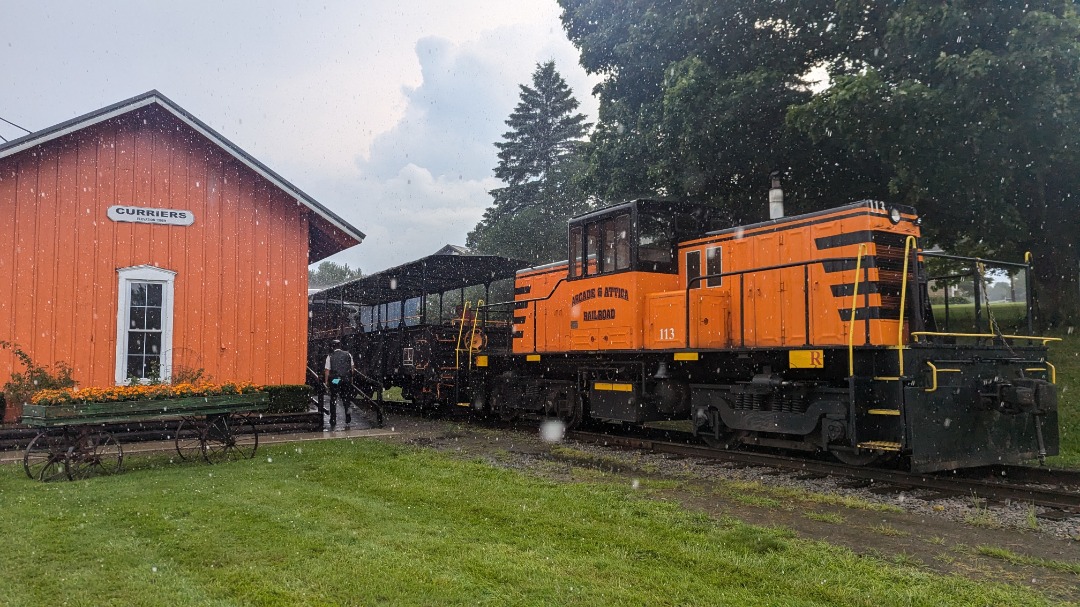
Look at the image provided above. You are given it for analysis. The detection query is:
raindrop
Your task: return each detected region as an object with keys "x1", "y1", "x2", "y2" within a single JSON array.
[{"x1": 540, "y1": 419, "x2": 565, "y2": 443}]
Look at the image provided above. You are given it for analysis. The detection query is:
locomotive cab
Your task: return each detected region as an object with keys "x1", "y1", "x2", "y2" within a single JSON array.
[
  {"x1": 514, "y1": 200, "x2": 723, "y2": 354},
  {"x1": 566, "y1": 199, "x2": 721, "y2": 279}
]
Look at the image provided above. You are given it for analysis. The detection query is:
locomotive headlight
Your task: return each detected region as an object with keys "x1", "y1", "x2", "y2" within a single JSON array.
[{"x1": 888, "y1": 207, "x2": 902, "y2": 224}]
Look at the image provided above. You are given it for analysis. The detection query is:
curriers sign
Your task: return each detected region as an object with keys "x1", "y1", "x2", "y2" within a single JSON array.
[{"x1": 107, "y1": 205, "x2": 194, "y2": 226}]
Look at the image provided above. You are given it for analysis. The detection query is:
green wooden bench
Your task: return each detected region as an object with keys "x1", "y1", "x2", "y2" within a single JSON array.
[{"x1": 21, "y1": 393, "x2": 269, "y2": 482}]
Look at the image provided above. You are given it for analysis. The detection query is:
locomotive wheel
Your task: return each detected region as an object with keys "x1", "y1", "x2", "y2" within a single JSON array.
[
  {"x1": 470, "y1": 386, "x2": 489, "y2": 415},
  {"x1": 546, "y1": 385, "x2": 581, "y2": 431},
  {"x1": 696, "y1": 407, "x2": 743, "y2": 449},
  {"x1": 830, "y1": 448, "x2": 882, "y2": 467},
  {"x1": 66, "y1": 431, "x2": 123, "y2": 480},
  {"x1": 701, "y1": 430, "x2": 745, "y2": 450},
  {"x1": 498, "y1": 408, "x2": 520, "y2": 423},
  {"x1": 23, "y1": 432, "x2": 69, "y2": 482},
  {"x1": 203, "y1": 415, "x2": 258, "y2": 463}
]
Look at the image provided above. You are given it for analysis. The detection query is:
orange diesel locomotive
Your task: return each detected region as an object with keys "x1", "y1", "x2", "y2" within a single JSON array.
[
  {"x1": 501, "y1": 198, "x2": 1057, "y2": 471},
  {"x1": 312, "y1": 198, "x2": 1058, "y2": 472}
]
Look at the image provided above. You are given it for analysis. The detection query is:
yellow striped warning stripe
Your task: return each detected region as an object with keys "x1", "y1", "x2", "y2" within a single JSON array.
[{"x1": 594, "y1": 382, "x2": 634, "y2": 392}]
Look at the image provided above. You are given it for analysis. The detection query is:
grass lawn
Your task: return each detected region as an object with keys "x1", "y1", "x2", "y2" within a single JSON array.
[
  {"x1": 930, "y1": 301, "x2": 1029, "y2": 334},
  {"x1": 0, "y1": 440, "x2": 1061, "y2": 606},
  {"x1": 1048, "y1": 331, "x2": 1080, "y2": 468}
]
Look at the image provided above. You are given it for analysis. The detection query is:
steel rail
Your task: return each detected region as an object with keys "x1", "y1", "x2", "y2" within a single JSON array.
[
  {"x1": 963, "y1": 465, "x2": 1080, "y2": 488},
  {"x1": 566, "y1": 430, "x2": 1080, "y2": 513}
]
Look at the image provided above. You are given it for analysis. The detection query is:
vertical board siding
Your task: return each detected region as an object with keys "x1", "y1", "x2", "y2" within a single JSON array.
[
  {"x1": 13, "y1": 154, "x2": 39, "y2": 367},
  {"x1": 75, "y1": 132, "x2": 99, "y2": 380},
  {"x1": 0, "y1": 107, "x2": 311, "y2": 419},
  {"x1": 0, "y1": 164, "x2": 17, "y2": 378}
]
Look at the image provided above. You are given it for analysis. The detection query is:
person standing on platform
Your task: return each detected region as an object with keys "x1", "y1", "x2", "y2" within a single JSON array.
[{"x1": 324, "y1": 340, "x2": 356, "y2": 428}]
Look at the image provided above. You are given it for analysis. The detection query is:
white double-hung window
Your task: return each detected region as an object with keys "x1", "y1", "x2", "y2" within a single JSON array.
[{"x1": 115, "y1": 265, "x2": 175, "y2": 384}]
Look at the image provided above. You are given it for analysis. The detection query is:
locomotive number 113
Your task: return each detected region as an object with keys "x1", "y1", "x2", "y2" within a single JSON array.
[{"x1": 658, "y1": 327, "x2": 677, "y2": 340}]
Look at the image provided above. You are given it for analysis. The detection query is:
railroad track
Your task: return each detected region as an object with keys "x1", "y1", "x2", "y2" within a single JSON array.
[
  {"x1": 959, "y1": 464, "x2": 1080, "y2": 488},
  {"x1": 566, "y1": 430, "x2": 1080, "y2": 519}
]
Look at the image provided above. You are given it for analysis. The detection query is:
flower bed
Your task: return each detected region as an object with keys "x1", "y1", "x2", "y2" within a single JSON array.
[{"x1": 31, "y1": 382, "x2": 262, "y2": 407}]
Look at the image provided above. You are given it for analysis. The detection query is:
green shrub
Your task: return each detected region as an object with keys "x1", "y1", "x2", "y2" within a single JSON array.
[
  {"x1": 170, "y1": 365, "x2": 207, "y2": 385},
  {"x1": 0, "y1": 341, "x2": 77, "y2": 420},
  {"x1": 263, "y1": 384, "x2": 313, "y2": 413}
]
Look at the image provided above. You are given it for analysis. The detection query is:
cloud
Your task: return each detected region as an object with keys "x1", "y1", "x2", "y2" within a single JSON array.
[
  {"x1": 359, "y1": 24, "x2": 594, "y2": 182},
  {"x1": 316, "y1": 21, "x2": 598, "y2": 274},
  {"x1": 358, "y1": 37, "x2": 509, "y2": 181},
  {"x1": 0, "y1": 1, "x2": 600, "y2": 275}
]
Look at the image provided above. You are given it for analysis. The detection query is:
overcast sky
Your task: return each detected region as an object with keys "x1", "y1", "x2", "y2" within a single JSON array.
[{"x1": 0, "y1": 1, "x2": 600, "y2": 274}]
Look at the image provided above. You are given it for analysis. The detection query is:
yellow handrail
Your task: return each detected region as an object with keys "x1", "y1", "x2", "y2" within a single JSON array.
[
  {"x1": 467, "y1": 299, "x2": 485, "y2": 370},
  {"x1": 452, "y1": 300, "x2": 487, "y2": 371},
  {"x1": 454, "y1": 301, "x2": 471, "y2": 370},
  {"x1": 910, "y1": 332, "x2": 1061, "y2": 346},
  {"x1": 896, "y1": 235, "x2": 917, "y2": 376},
  {"x1": 1025, "y1": 365, "x2": 1056, "y2": 384},
  {"x1": 924, "y1": 361, "x2": 962, "y2": 393},
  {"x1": 848, "y1": 244, "x2": 867, "y2": 377}
]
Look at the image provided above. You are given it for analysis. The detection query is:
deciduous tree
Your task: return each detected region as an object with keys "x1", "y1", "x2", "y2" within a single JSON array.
[
  {"x1": 558, "y1": 0, "x2": 863, "y2": 223},
  {"x1": 308, "y1": 261, "x2": 362, "y2": 289},
  {"x1": 559, "y1": 0, "x2": 1080, "y2": 324},
  {"x1": 789, "y1": 0, "x2": 1080, "y2": 325}
]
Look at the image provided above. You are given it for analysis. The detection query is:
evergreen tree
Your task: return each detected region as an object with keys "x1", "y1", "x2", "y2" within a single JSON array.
[{"x1": 467, "y1": 61, "x2": 592, "y2": 263}]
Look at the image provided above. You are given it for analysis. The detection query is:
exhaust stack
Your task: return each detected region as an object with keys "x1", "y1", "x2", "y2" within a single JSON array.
[{"x1": 768, "y1": 173, "x2": 784, "y2": 219}]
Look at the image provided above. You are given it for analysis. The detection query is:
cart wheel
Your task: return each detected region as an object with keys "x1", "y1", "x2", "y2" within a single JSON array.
[
  {"x1": 174, "y1": 418, "x2": 205, "y2": 461},
  {"x1": 203, "y1": 415, "x2": 258, "y2": 463},
  {"x1": 65, "y1": 431, "x2": 123, "y2": 480},
  {"x1": 24, "y1": 432, "x2": 68, "y2": 482}
]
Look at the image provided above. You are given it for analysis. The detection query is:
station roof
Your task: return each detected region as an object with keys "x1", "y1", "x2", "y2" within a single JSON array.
[
  {"x1": 311, "y1": 249, "x2": 528, "y2": 306},
  {"x1": 0, "y1": 90, "x2": 365, "y2": 261}
]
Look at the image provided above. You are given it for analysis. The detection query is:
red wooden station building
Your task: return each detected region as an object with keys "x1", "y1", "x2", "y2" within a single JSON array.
[{"x1": 0, "y1": 91, "x2": 365, "y2": 421}]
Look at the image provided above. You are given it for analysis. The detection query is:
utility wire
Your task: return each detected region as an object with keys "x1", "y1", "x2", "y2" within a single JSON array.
[
  {"x1": 0, "y1": 112, "x2": 33, "y2": 140},
  {"x1": 0, "y1": 114, "x2": 31, "y2": 134}
]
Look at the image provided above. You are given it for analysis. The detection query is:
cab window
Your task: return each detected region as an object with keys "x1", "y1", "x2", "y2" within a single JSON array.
[
  {"x1": 586, "y1": 222, "x2": 601, "y2": 276},
  {"x1": 686, "y1": 250, "x2": 702, "y2": 289},
  {"x1": 569, "y1": 225, "x2": 582, "y2": 278},
  {"x1": 612, "y1": 214, "x2": 631, "y2": 271},
  {"x1": 638, "y1": 213, "x2": 675, "y2": 273},
  {"x1": 705, "y1": 246, "x2": 722, "y2": 287},
  {"x1": 686, "y1": 246, "x2": 722, "y2": 287},
  {"x1": 599, "y1": 213, "x2": 631, "y2": 273},
  {"x1": 602, "y1": 219, "x2": 617, "y2": 271}
]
